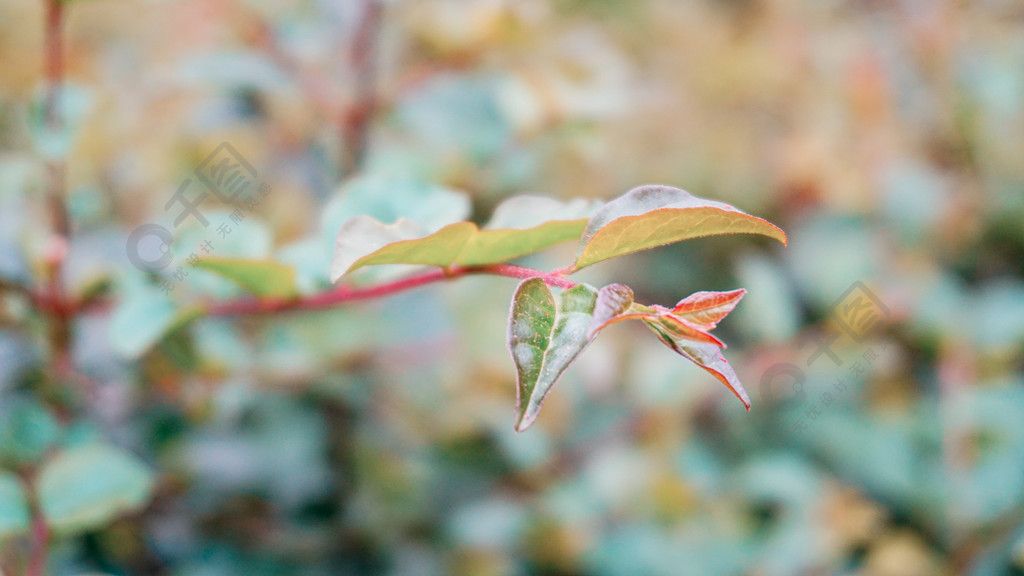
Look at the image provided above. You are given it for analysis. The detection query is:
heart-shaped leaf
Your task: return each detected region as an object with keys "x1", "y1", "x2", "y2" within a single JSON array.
[
  {"x1": 193, "y1": 257, "x2": 299, "y2": 299},
  {"x1": 507, "y1": 278, "x2": 598, "y2": 432},
  {"x1": 574, "y1": 185, "x2": 787, "y2": 270},
  {"x1": 331, "y1": 196, "x2": 600, "y2": 281}
]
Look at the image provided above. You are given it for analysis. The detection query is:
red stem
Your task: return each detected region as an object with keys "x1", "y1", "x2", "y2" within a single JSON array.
[
  {"x1": 205, "y1": 264, "x2": 577, "y2": 317},
  {"x1": 481, "y1": 264, "x2": 577, "y2": 288},
  {"x1": 43, "y1": 0, "x2": 73, "y2": 381},
  {"x1": 25, "y1": 515, "x2": 48, "y2": 576},
  {"x1": 20, "y1": 466, "x2": 49, "y2": 576},
  {"x1": 243, "y1": 0, "x2": 335, "y2": 123}
]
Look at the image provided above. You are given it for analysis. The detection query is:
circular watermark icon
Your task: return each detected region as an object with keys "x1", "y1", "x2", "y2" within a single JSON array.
[
  {"x1": 758, "y1": 362, "x2": 807, "y2": 411},
  {"x1": 126, "y1": 223, "x2": 174, "y2": 271}
]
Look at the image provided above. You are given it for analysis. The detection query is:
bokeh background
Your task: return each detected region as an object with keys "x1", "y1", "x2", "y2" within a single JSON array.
[{"x1": 1, "y1": 0, "x2": 1023, "y2": 575}]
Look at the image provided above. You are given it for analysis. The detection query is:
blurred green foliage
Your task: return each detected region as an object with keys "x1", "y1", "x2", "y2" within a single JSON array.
[{"x1": 1, "y1": 0, "x2": 1023, "y2": 575}]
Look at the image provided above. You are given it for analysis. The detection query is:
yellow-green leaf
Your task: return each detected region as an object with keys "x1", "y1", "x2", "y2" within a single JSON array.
[
  {"x1": 194, "y1": 257, "x2": 299, "y2": 299},
  {"x1": 574, "y1": 185, "x2": 787, "y2": 270},
  {"x1": 331, "y1": 196, "x2": 600, "y2": 281}
]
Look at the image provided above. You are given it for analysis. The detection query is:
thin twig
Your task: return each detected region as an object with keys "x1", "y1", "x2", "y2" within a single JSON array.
[
  {"x1": 243, "y1": 1, "x2": 336, "y2": 122},
  {"x1": 25, "y1": 515, "x2": 48, "y2": 576},
  {"x1": 43, "y1": 0, "x2": 68, "y2": 246},
  {"x1": 20, "y1": 468, "x2": 49, "y2": 576},
  {"x1": 481, "y1": 264, "x2": 579, "y2": 289},
  {"x1": 340, "y1": 0, "x2": 383, "y2": 175},
  {"x1": 0, "y1": 278, "x2": 35, "y2": 302},
  {"x1": 43, "y1": 0, "x2": 73, "y2": 378},
  {"x1": 205, "y1": 264, "x2": 578, "y2": 317}
]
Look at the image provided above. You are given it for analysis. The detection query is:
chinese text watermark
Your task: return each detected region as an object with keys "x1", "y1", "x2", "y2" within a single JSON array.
[
  {"x1": 759, "y1": 281, "x2": 890, "y2": 432},
  {"x1": 125, "y1": 143, "x2": 272, "y2": 294}
]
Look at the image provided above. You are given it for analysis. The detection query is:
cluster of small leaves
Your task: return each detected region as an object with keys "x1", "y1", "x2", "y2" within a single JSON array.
[{"x1": 331, "y1": 184, "x2": 786, "y2": 431}]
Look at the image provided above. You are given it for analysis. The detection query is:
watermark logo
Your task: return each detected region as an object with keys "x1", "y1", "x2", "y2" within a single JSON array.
[
  {"x1": 831, "y1": 281, "x2": 889, "y2": 341},
  {"x1": 194, "y1": 142, "x2": 258, "y2": 204},
  {"x1": 759, "y1": 281, "x2": 889, "y2": 432},
  {"x1": 125, "y1": 142, "x2": 272, "y2": 294},
  {"x1": 125, "y1": 223, "x2": 175, "y2": 271}
]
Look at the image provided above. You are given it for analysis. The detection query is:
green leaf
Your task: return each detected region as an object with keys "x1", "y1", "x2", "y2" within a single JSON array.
[
  {"x1": 38, "y1": 444, "x2": 155, "y2": 536},
  {"x1": 193, "y1": 257, "x2": 299, "y2": 299},
  {"x1": 507, "y1": 279, "x2": 598, "y2": 432},
  {"x1": 331, "y1": 195, "x2": 599, "y2": 281},
  {"x1": 110, "y1": 285, "x2": 199, "y2": 359},
  {"x1": 75, "y1": 275, "x2": 113, "y2": 306},
  {"x1": 461, "y1": 197, "x2": 601, "y2": 266},
  {"x1": 276, "y1": 237, "x2": 331, "y2": 295},
  {"x1": 397, "y1": 74, "x2": 510, "y2": 161},
  {"x1": 0, "y1": 472, "x2": 30, "y2": 541},
  {"x1": 574, "y1": 185, "x2": 787, "y2": 270},
  {"x1": 331, "y1": 218, "x2": 471, "y2": 281},
  {"x1": 644, "y1": 320, "x2": 751, "y2": 410},
  {"x1": 0, "y1": 398, "x2": 60, "y2": 466}
]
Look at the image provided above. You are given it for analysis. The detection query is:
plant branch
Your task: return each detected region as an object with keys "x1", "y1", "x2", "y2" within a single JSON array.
[
  {"x1": 25, "y1": 514, "x2": 48, "y2": 576},
  {"x1": 43, "y1": 0, "x2": 68, "y2": 246},
  {"x1": 205, "y1": 263, "x2": 577, "y2": 317},
  {"x1": 43, "y1": 0, "x2": 73, "y2": 378},
  {"x1": 340, "y1": 0, "x2": 383, "y2": 175},
  {"x1": 0, "y1": 278, "x2": 35, "y2": 303},
  {"x1": 478, "y1": 264, "x2": 578, "y2": 289},
  {"x1": 20, "y1": 468, "x2": 49, "y2": 576},
  {"x1": 241, "y1": 0, "x2": 336, "y2": 123}
]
